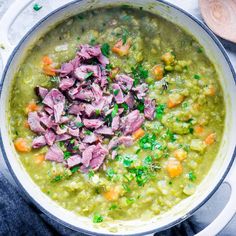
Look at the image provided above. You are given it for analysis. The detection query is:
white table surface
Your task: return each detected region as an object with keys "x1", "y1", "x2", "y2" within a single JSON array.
[{"x1": 0, "y1": 0, "x2": 235, "y2": 235}]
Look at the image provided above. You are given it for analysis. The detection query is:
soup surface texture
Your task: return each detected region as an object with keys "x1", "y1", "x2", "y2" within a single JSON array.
[{"x1": 9, "y1": 8, "x2": 225, "y2": 223}]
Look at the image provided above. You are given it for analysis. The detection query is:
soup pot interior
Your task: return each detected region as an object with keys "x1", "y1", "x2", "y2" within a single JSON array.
[{"x1": 0, "y1": 0, "x2": 236, "y2": 235}]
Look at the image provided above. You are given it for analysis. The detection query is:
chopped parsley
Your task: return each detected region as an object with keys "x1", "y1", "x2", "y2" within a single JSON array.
[
  {"x1": 33, "y1": 3, "x2": 42, "y2": 11},
  {"x1": 64, "y1": 151, "x2": 72, "y2": 160},
  {"x1": 193, "y1": 74, "x2": 201, "y2": 80},
  {"x1": 84, "y1": 130, "x2": 92, "y2": 135},
  {"x1": 126, "y1": 198, "x2": 135, "y2": 204},
  {"x1": 113, "y1": 89, "x2": 119, "y2": 96},
  {"x1": 188, "y1": 171, "x2": 196, "y2": 181},
  {"x1": 51, "y1": 175, "x2": 62, "y2": 183},
  {"x1": 137, "y1": 101, "x2": 145, "y2": 112},
  {"x1": 88, "y1": 170, "x2": 95, "y2": 178},
  {"x1": 101, "y1": 43, "x2": 110, "y2": 57},
  {"x1": 182, "y1": 101, "x2": 189, "y2": 109},
  {"x1": 122, "y1": 183, "x2": 131, "y2": 192},
  {"x1": 121, "y1": 103, "x2": 129, "y2": 112},
  {"x1": 128, "y1": 166, "x2": 150, "y2": 186},
  {"x1": 50, "y1": 76, "x2": 60, "y2": 84},
  {"x1": 84, "y1": 71, "x2": 94, "y2": 79},
  {"x1": 90, "y1": 38, "x2": 96, "y2": 45},
  {"x1": 189, "y1": 127, "x2": 194, "y2": 134},
  {"x1": 109, "y1": 204, "x2": 118, "y2": 210},
  {"x1": 95, "y1": 109, "x2": 101, "y2": 115},
  {"x1": 111, "y1": 104, "x2": 119, "y2": 118},
  {"x1": 166, "y1": 129, "x2": 176, "y2": 142},
  {"x1": 71, "y1": 166, "x2": 79, "y2": 173},
  {"x1": 131, "y1": 64, "x2": 148, "y2": 86},
  {"x1": 156, "y1": 104, "x2": 165, "y2": 119},
  {"x1": 93, "y1": 213, "x2": 103, "y2": 223},
  {"x1": 139, "y1": 134, "x2": 162, "y2": 150},
  {"x1": 76, "y1": 122, "x2": 84, "y2": 128},
  {"x1": 144, "y1": 156, "x2": 153, "y2": 165},
  {"x1": 106, "y1": 168, "x2": 116, "y2": 180}
]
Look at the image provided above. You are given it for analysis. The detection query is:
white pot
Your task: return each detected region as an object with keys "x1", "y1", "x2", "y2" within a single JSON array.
[{"x1": 0, "y1": 0, "x2": 236, "y2": 235}]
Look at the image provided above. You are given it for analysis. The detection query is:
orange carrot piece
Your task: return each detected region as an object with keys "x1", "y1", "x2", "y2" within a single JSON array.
[
  {"x1": 112, "y1": 39, "x2": 131, "y2": 57},
  {"x1": 14, "y1": 138, "x2": 31, "y2": 152},
  {"x1": 204, "y1": 133, "x2": 216, "y2": 145},
  {"x1": 43, "y1": 65, "x2": 56, "y2": 76},
  {"x1": 166, "y1": 158, "x2": 183, "y2": 178},
  {"x1": 26, "y1": 101, "x2": 40, "y2": 114},
  {"x1": 35, "y1": 154, "x2": 45, "y2": 164},
  {"x1": 42, "y1": 56, "x2": 53, "y2": 65},
  {"x1": 174, "y1": 149, "x2": 187, "y2": 161},
  {"x1": 195, "y1": 125, "x2": 204, "y2": 135},
  {"x1": 103, "y1": 188, "x2": 119, "y2": 201},
  {"x1": 167, "y1": 94, "x2": 184, "y2": 108},
  {"x1": 132, "y1": 128, "x2": 145, "y2": 140},
  {"x1": 42, "y1": 56, "x2": 56, "y2": 76},
  {"x1": 153, "y1": 65, "x2": 164, "y2": 80}
]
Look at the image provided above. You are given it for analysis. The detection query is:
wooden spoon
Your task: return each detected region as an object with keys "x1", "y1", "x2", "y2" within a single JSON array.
[{"x1": 199, "y1": 0, "x2": 236, "y2": 43}]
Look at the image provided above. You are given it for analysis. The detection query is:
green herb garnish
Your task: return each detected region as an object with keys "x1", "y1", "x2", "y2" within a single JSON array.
[
  {"x1": 109, "y1": 204, "x2": 118, "y2": 210},
  {"x1": 121, "y1": 103, "x2": 129, "y2": 111},
  {"x1": 126, "y1": 198, "x2": 135, "y2": 204},
  {"x1": 193, "y1": 74, "x2": 201, "y2": 80},
  {"x1": 33, "y1": 3, "x2": 42, "y2": 11},
  {"x1": 139, "y1": 134, "x2": 161, "y2": 150},
  {"x1": 51, "y1": 175, "x2": 62, "y2": 183},
  {"x1": 122, "y1": 183, "x2": 131, "y2": 192},
  {"x1": 113, "y1": 89, "x2": 119, "y2": 96},
  {"x1": 106, "y1": 168, "x2": 116, "y2": 180},
  {"x1": 88, "y1": 170, "x2": 95, "y2": 178},
  {"x1": 50, "y1": 76, "x2": 60, "y2": 83},
  {"x1": 84, "y1": 130, "x2": 92, "y2": 135},
  {"x1": 137, "y1": 101, "x2": 145, "y2": 113},
  {"x1": 188, "y1": 171, "x2": 196, "y2": 181},
  {"x1": 101, "y1": 43, "x2": 110, "y2": 57},
  {"x1": 144, "y1": 156, "x2": 153, "y2": 165},
  {"x1": 131, "y1": 64, "x2": 149, "y2": 86},
  {"x1": 84, "y1": 72, "x2": 94, "y2": 79},
  {"x1": 76, "y1": 122, "x2": 84, "y2": 128},
  {"x1": 64, "y1": 151, "x2": 72, "y2": 160},
  {"x1": 71, "y1": 166, "x2": 79, "y2": 173},
  {"x1": 156, "y1": 104, "x2": 165, "y2": 119},
  {"x1": 93, "y1": 213, "x2": 103, "y2": 223},
  {"x1": 111, "y1": 104, "x2": 119, "y2": 118}
]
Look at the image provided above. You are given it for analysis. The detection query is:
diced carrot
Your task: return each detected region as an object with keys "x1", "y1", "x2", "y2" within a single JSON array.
[
  {"x1": 14, "y1": 138, "x2": 31, "y2": 152},
  {"x1": 25, "y1": 101, "x2": 40, "y2": 114},
  {"x1": 42, "y1": 55, "x2": 56, "y2": 76},
  {"x1": 194, "y1": 125, "x2": 204, "y2": 135},
  {"x1": 167, "y1": 94, "x2": 184, "y2": 108},
  {"x1": 204, "y1": 133, "x2": 216, "y2": 145},
  {"x1": 24, "y1": 120, "x2": 30, "y2": 129},
  {"x1": 174, "y1": 148, "x2": 187, "y2": 161},
  {"x1": 103, "y1": 187, "x2": 120, "y2": 201},
  {"x1": 43, "y1": 65, "x2": 56, "y2": 76},
  {"x1": 161, "y1": 52, "x2": 175, "y2": 65},
  {"x1": 153, "y1": 65, "x2": 164, "y2": 80},
  {"x1": 35, "y1": 154, "x2": 45, "y2": 164},
  {"x1": 166, "y1": 158, "x2": 183, "y2": 178},
  {"x1": 132, "y1": 128, "x2": 145, "y2": 140},
  {"x1": 42, "y1": 56, "x2": 53, "y2": 65},
  {"x1": 112, "y1": 39, "x2": 131, "y2": 57}
]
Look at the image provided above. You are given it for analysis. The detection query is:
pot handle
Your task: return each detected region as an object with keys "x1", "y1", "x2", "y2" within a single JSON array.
[
  {"x1": 195, "y1": 164, "x2": 236, "y2": 236},
  {"x1": 0, "y1": 0, "x2": 33, "y2": 67}
]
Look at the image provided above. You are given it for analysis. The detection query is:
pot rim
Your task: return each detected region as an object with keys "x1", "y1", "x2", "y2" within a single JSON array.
[{"x1": 0, "y1": 0, "x2": 236, "y2": 235}]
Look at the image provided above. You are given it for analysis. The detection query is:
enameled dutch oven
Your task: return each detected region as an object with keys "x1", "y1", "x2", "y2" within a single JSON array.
[{"x1": 0, "y1": 0, "x2": 236, "y2": 235}]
